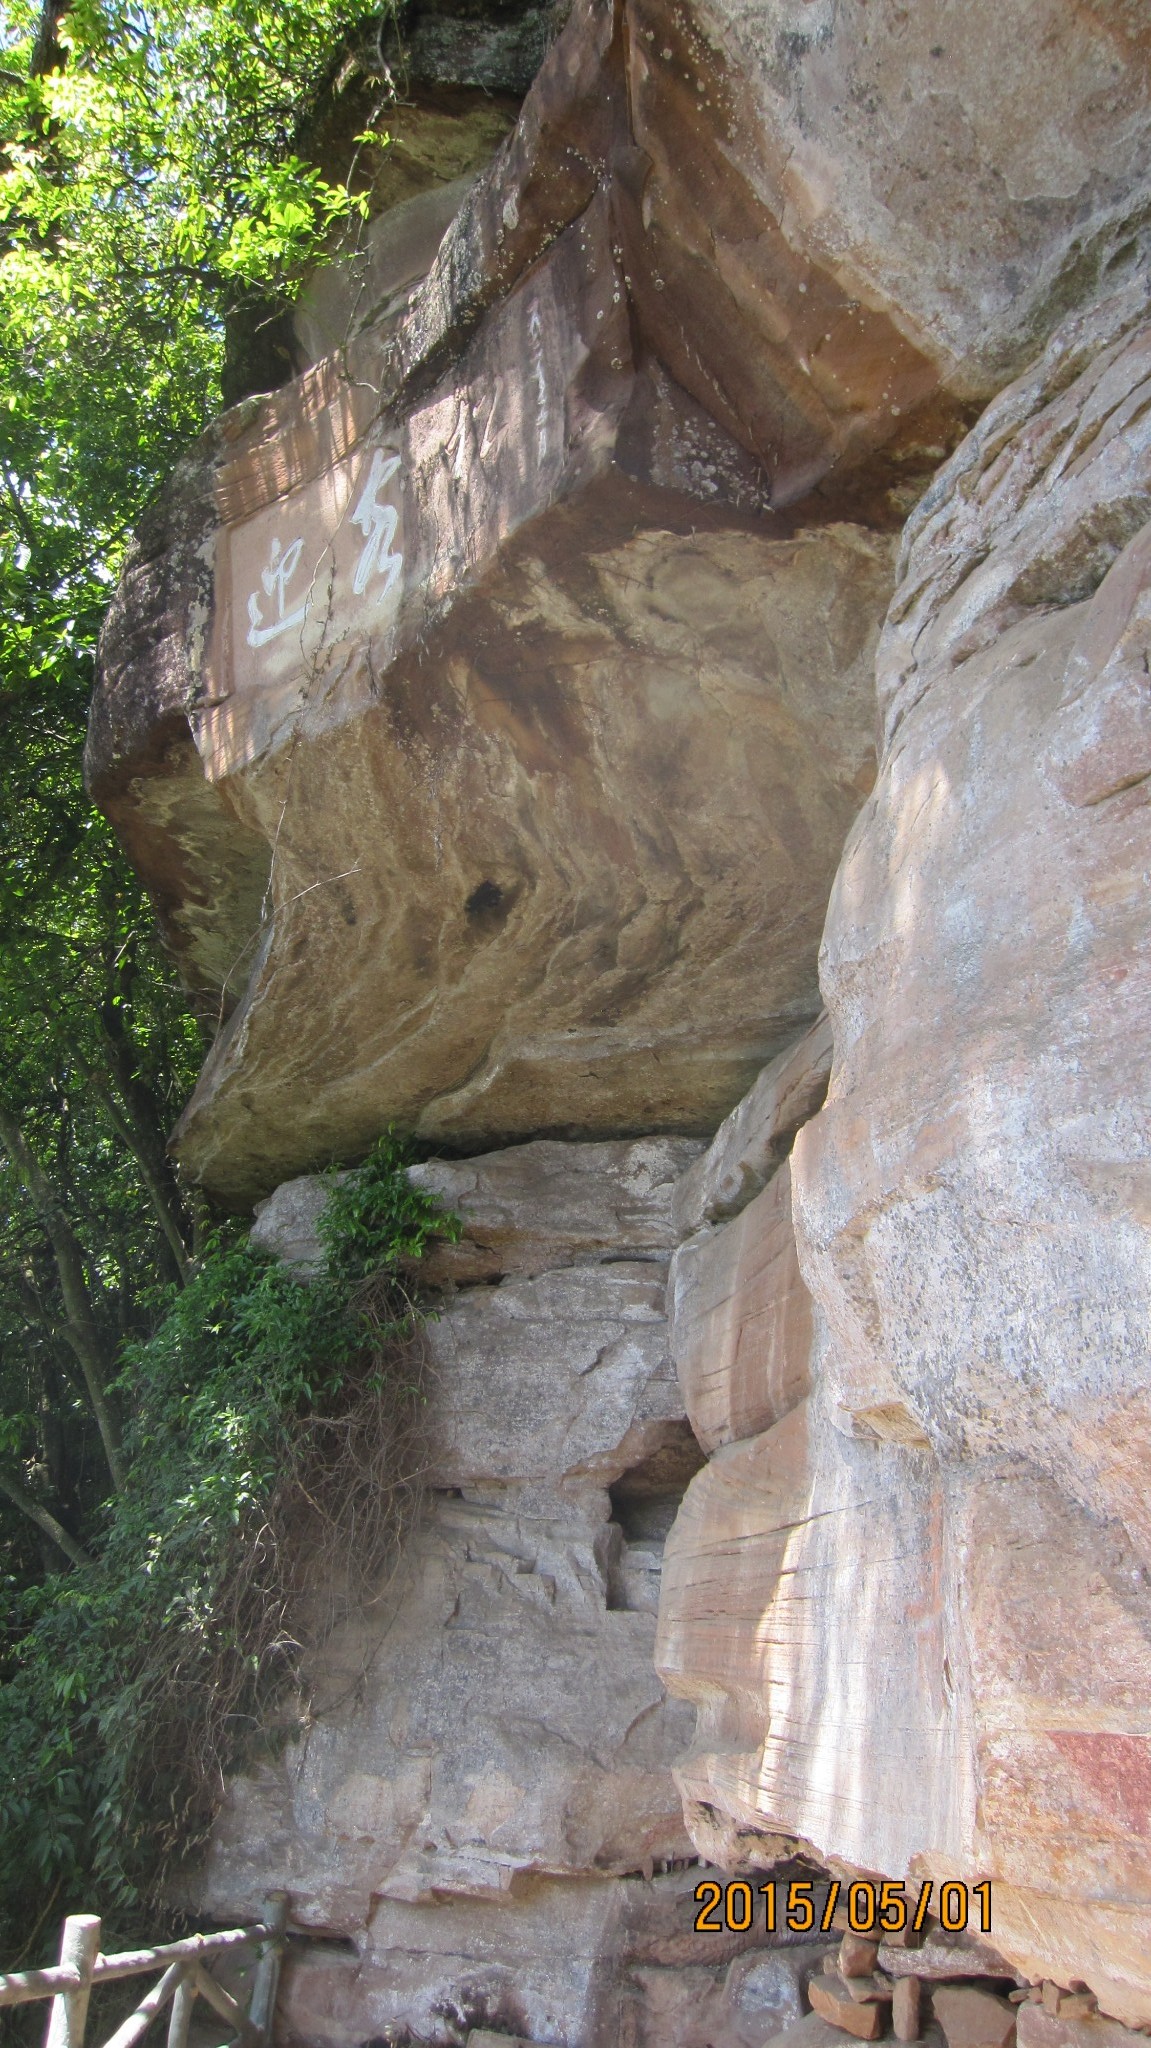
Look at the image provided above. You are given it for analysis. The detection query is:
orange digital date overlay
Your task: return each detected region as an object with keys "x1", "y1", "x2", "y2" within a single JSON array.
[{"x1": 693, "y1": 1877, "x2": 992, "y2": 1938}]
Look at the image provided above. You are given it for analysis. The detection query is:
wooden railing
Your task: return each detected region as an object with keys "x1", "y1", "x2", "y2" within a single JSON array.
[{"x1": 0, "y1": 1895, "x2": 288, "y2": 2048}]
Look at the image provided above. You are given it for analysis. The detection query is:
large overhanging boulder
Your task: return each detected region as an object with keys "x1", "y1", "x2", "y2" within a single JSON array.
[
  {"x1": 94, "y1": 223, "x2": 891, "y2": 1208},
  {"x1": 87, "y1": 0, "x2": 1151, "y2": 1206}
]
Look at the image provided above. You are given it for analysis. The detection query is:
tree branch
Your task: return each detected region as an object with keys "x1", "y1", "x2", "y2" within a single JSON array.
[
  {"x1": 2, "y1": 1260, "x2": 91, "y2": 1402},
  {"x1": 93, "y1": 966, "x2": 192, "y2": 1282},
  {"x1": 84, "y1": 1060, "x2": 189, "y2": 1284},
  {"x1": 0, "y1": 1098, "x2": 126, "y2": 1491},
  {"x1": 0, "y1": 1461, "x2": 92, "y2": 1568}
]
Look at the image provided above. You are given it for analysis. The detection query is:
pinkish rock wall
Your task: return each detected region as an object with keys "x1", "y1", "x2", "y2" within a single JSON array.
[
  {"x1": 656, "y1": 283, "x2": 1151, "y2": 2030},
  {"x1": 792, "y1": 283, "x2": 1151, "y2": 2023}
]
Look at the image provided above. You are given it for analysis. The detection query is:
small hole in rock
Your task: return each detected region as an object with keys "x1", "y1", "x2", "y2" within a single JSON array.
[{"x1": 465, "y1": 878, "x2": 507, "y2": 923}]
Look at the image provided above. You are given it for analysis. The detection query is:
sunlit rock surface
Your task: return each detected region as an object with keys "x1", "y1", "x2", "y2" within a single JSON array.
[
  {"x1": 89, "y1": 0, "x2": 1151, "y2": 2034},
  {"x1": 88, "y1": 0, "x2": 1151, "y2": 1205},
  {"x1": 206, "y1": 1137, "x2": 696, "y2": 2042},
  {"x1": 94, "y1": 275, "x2": 889, "y2": 1204},
  {"x1": 204, "y1": 1137, "x2": 838, "y2": 2048},
  {"x1": 793, "y1": 279, "x2": 1151, "y2": 2021},
  {"x1": 668, "y1": 1160, "x2": 812, "y2": 1454},
  {"x1": 253, "y1": 1133, "x2": 701, "y2": 1284},
  {"x1": 657, "y1": 278, "x2": 1151, "y2": 2027}
]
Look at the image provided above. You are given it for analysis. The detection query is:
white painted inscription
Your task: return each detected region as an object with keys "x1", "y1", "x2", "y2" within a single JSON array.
[
  {"x1": 350, "y1": 448, "x2": 403, "y2": 597},
  {"x1": 246, "y1": 534, "x2": 309, "y2": 647},
  {"x1": 240, "y1": 442, "x2": 405, "y2": 668},
  {"x1": 214, "y1": 436, "x2": 405, "y2": 776},
  {"x1": 528, "y1": 304, "x2": 548, "y2": 466}
]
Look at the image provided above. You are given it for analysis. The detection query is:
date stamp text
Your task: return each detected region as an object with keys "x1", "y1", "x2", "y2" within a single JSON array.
[{"x1": 693, "y1": 1878, "x2": 993, "y2": 1938}]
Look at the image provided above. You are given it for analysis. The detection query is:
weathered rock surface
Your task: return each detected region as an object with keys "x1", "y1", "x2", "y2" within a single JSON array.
[
  {"x1": 206, "y1": 1479, "x2": 692, "y2": 1921},
  {"x1": 659, "y1": 278, "x2": 1151, "y2": 2028},
  {"x1": 89, "y1": 0, "x2": 1151, "y2": 1205},
  {"x1": 658, "y1": 1395, "x2": 967, "y2": 1882},
  {"x1": 413, "y1": 1135, "x2": 704, "y2": 1285},
  {"x1": 794, "y1": 278, "x2": 1151, "y2": 2019},
  {"x1": 249, "y1": 1172, "x2": 333, "y2": 1270},
  {"x1": 290, "y1": 172, "x2": 488, "y2": 373},
  {"x1": 807, "y1": 1976, "x2": 885, "y2": 2040},
  {"x1": 96, "y1": 287, "x2": 888, "y2": 1202},
  {"x1": 879, "y1": 1936, "x2": 1016, "y2": 1982},
  {"x1": 892, "y1": 1975, "x2": 921, "y2": 2044},
  {"x1": 213, "y1": 1149, "x2": 691, "y2": 1886},
  {"x1": 669, "y1": 0, "x2": 1151, "y2": 417},
  {"x1": 763, "y1": 2020, "x2": 901, "y2": 2048},
  {"x1": 931, "y1": 1987, "x2": 1017, "y2": 2048},
  {"x1": 667, "y1": 1161, "x2": 812, "y2": 1454},
  {"x1": 276, "y1": 1876, "x2": 839, "y2": 2048},
  {"x1": 672, "y1": 1013, "x2": 833, "y2": 1239},
  {"x1": 723, "y1": 1945, "x2": 834, "y2": 2043},
  {"x1": 1017, "y1": 2007, "x2": 1150, "y2": 2048},
  {"x1": 251, "y1": 1134, "x2": 703, "y2": 1282},
  {"x1": 204, "y1": 1137, "x2": 786, "y2": 2047},
  {"x1": 424, "y1": 1259, "x2": 688, "y2": 1488}
]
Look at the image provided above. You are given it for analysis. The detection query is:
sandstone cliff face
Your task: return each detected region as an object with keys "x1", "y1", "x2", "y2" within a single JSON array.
[
  {"x1": 207, "y1": 1139, "x2": 850, "y2": 2048},
  {"x1": 795, "y1": 283, "x2": 1151, "y2": 2021},
  {"x1": 88, "y1": 0, "x2": 1151, "y2": 2041},
  {"x1": 209, "y1": 1139, "x2": 702, "y2": 2044},
  {"x1": 657, "y1": 283, "x2": 1151, "y2": 2027},
  {"x1": 88, "y1": 0, "x2": 1151, "y2": 1205}
]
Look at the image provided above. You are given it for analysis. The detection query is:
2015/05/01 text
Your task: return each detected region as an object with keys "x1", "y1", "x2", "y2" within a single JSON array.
[{"x1": 693, "y1": 1879, "x2": 993, "y2": 1937}]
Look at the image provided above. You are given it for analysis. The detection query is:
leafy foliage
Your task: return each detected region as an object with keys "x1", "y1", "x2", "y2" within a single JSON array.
[
  {"x1": 0, "y1": 0, "x2": 419, "y2": 1970},
  {"x1": 0, "y1": 1136, "x2": 456, "y2": 1967},
  {"x1": 0, "y1": 0, "x2": 396, "y2": 1576}
]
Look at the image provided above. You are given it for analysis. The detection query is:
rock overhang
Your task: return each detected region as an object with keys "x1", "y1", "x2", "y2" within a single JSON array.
[
  {"x1": 91, "y1": 185, "x2": 898, "y2": 1206},
  {"x1": 87, "y1": 0, "x2": 1151, "y2": 1208}
]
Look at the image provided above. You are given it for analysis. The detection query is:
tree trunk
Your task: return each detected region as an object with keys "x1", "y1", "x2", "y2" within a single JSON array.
[
  {"x1": 0, "y1": 1462, "x2": 92, "y2": 1569},
  {"x1": 87, "y1": 1066, "x2": 189, "y2": 1285},
  {"x1": 0, "y1": 1100, "x2": 126, "y2": 1491},
  {"x1": 94, "y1": 1010, "x2": 191, "y2": 1280},
  {"x1": 30, "y1": 0, "x2": 70, "y2": 78}
]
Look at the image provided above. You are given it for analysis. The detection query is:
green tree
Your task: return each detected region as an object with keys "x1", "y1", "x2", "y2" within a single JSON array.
[
  {"x1": 0, "y1": 0, "x2": 454, "y2": 1967},
  {"x1": 0, "y1": 1137, "x2": 455, "y2": 1968},
  {"x1": 0, "y1": 0, "x2": 385, "y2": 1572}
]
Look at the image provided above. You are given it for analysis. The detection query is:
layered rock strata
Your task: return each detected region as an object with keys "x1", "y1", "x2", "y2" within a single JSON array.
[
  {"x1": 93, "y1": 294, "x2": 890, "y2": 1204},
  {"x1": 656, "y1": 280, "x2": 1151, "y2": 2027},
  {"x1": 87, "y1": 0, "x2": 1151, "y2": 2038},
  {"x1": 206, "y1": 1134, "x2": 820, "y2": 2047}
]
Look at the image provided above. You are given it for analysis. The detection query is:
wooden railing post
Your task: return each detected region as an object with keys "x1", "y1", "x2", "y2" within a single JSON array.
[
  {"x1": 247, "y1": 1893, "x2": 288, "y2": 2047},
  {"x1": 101, "y1": 1963, "x2": 186, "y2": 2048},
  {"x1": 44, "y1": 1916, "x2": 101, "y2": 2048},
  {"x1": 3, "y1": 1906, "x2": 284, "y2": 2047},
  {"x1": 164, "y1": 1973, "x2": 196, "y2": 2048}
]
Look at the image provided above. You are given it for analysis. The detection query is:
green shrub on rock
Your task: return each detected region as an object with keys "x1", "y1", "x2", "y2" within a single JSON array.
[{"x1": 0, "y1": 1135, "x2": 457, "y2": 1967}]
